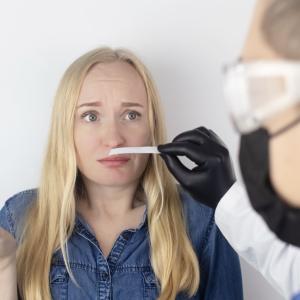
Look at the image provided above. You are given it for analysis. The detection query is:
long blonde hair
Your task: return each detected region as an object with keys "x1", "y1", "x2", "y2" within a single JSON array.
[{"x1": 16, "y1": 47, "x2": 200, "y2": 300}]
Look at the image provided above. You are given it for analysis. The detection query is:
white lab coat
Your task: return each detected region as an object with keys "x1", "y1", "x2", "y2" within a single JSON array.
[{"x1": 215, "y1": 182, "x2": 300, "y2": 300}]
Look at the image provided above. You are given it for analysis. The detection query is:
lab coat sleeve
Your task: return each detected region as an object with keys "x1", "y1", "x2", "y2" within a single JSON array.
[{"x1": 215, "y1": 182, "x2": 300, "y2": 299}]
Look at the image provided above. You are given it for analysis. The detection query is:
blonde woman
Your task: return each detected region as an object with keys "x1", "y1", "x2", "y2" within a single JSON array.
[{"x1": 0, "y1": 47, "x2": 243, "y2": 300}]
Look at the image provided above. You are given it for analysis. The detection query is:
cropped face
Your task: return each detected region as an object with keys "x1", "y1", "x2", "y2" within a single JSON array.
[
  {"x1": 240, "y1": 0, "x2": 300, "y2": 205},
  {"x1": 74, "y1": 61, "x2": 151, "y2": 188}
]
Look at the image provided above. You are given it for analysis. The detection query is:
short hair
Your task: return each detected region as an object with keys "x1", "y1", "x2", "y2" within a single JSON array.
[{"x1": 262, "y1": 0, "x2": 300, "y2": 59}]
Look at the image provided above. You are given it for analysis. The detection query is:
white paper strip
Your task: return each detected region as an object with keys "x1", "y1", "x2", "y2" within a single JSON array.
[{"x1": 109, "y1": 146, "x2": 160, "y2": 156}]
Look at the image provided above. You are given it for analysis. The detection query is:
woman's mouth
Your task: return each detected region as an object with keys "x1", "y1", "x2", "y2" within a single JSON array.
[{"x1": 97, "y1": 155, "x2": 130, "y2": 168}]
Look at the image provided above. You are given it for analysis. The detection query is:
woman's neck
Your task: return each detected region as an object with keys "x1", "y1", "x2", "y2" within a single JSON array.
[{"x1": 76, "y1": 179, "x2": 144, "y2": 219}]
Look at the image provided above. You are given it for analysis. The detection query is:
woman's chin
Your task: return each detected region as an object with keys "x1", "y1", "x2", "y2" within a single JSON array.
[
  {"x1": 80, "y1": 168, "x2": 144, "y2": 188},
  {"x1": 89, "y1": 176, "x2": 140, "y2": 188}
]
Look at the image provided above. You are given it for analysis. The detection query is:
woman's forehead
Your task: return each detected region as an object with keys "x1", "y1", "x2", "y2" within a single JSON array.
[
  {"x1": 86, "y1": 61, "x2": 142, "y2": 82},
  {"x1": 77, "y1": 61, "x2": 148, "y2": 106}
]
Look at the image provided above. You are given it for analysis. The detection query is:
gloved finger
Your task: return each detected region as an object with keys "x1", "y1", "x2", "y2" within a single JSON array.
[
  {"x1": 158, "y1": 141, "x2": 211, "y2": 165},
  {"x1": 160, "y1": 154, "x2": 194, "y2": 185},
  {"x1": 195, "y1": 126, "x2": 212, "y2": 138},
  {"x1": 172, "y1": 128, "x2": 209, "y2": 145},
  {"x1": 196, "y1": 127, "x2": 228, "y2": 152},
  {"x1": 195, "y1": 127, "x2": 225, "y2": 147},
  {"x1": 207, "y1": 129, "x2": 227, "y2": 148},
  {"x1": 197, "y1": 126, "x2": 213, "y2": 138}
]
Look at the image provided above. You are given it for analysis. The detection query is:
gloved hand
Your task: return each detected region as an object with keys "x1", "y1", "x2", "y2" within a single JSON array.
[{"x1": 158, "y1": 126, "x2": 236, "y2": 209}]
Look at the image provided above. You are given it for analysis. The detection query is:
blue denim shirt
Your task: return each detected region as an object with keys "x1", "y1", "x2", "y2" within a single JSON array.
[{"x1": 0, "y1": 188, "x2": 243, "y2": 300}]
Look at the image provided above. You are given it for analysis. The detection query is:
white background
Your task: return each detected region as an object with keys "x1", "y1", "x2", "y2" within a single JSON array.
[{"x1": 0, "y1": 0, "x2": 284, "y2": 299}]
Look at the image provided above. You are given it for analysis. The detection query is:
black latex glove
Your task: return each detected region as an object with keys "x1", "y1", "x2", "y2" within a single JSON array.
[{"x1": 157, "y1": 126, "x2": 236, "y2": 208}]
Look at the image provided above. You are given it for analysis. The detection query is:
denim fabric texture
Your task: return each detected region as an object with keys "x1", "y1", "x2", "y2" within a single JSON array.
[
  {"x1": 293, "y1": 293, "x2": 300, "y2": 300},
  {"x1": 0, "y1": 188, "x2": 243, "y2": 300}
]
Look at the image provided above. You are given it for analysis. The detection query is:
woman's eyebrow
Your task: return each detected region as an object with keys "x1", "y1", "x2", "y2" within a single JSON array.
[
  {"x1": 77, "y1": 101, "x2": 102, "y2": 109},
  {"x1": 76, "y1": 101, "x2": 144, "y2": 109},
  {"x1": 121, "y1": 102, "x2": 144, "y2": 108}
]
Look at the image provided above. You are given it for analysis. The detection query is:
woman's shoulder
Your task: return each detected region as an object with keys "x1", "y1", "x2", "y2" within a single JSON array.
[
  {"x1": 3, "y1": 188, "x2": 37, "y2": 215},
  {"x1": 0, "y1": 188, "x2": 38, "y2": 241}
]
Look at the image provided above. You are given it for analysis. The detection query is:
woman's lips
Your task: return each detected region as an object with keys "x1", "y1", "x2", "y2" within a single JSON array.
[{"x1": 98, "y1": 155, "x2": 130, "y2": 167}]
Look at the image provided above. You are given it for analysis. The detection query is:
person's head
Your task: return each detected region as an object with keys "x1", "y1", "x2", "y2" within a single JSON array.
[
  {"x1": 50, "y1": 48, "x2": 166, "y2": 198},
  {"x1": 229, "y1": 0, "x2": 300, "y2": 206},
  {"x1": 16, "y1": 47, "x2": 200, "y2": 300},
  {"x1": 240, "y1": 0, "x2": 300, "y2": 128}
]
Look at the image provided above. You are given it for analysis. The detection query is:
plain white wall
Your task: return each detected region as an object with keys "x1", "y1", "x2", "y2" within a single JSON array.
[{"x1": 0, "y1": 0, "x2": 284, "y2": 299}]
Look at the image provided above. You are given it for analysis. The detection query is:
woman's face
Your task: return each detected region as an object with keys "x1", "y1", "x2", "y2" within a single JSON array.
[{"x1": 74, "y1": 61, "x2": 151, "y2": 188}]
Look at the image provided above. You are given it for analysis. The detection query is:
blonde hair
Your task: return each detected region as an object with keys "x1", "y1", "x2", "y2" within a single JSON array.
[
  {"x1": 16, "y1": 47, "x2": 200, "y2": 299},
  {"x1": 262, "y1": 0, "x2": 300, "y2": 59}
]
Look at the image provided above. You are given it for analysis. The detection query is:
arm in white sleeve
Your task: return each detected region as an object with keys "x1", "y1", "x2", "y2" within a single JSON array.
[{"x1": 215, "y1": 182, "x2": 300, "y2": 299}]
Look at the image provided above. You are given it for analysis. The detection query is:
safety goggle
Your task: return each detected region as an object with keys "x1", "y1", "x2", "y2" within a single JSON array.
[{"x1": 222, "y1": 60, "x2": 300, "y2": 134}]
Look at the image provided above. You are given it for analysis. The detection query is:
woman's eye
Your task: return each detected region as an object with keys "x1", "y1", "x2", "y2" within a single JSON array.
[
  {"x1": 125, "y1": 111, "x2": 141, "y2": 121},
  {"x1": 81, "y1": 112, "x2": 98, "y2": 122}
]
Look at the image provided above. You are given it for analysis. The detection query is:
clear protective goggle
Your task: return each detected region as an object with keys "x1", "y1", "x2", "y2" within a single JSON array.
[{"x1": 222, "y1": 60, "x2": 300, "y2": 134}]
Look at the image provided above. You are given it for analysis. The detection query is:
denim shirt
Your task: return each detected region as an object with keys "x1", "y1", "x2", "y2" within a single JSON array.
[{"x1": 0, "y1": 188, "x2": 243, "y2": 300}]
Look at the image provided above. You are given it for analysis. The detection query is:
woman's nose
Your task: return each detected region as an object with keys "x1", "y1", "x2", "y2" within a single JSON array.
[{"x1": 101, "y1": 121, "x2": 126, "y2": 148}]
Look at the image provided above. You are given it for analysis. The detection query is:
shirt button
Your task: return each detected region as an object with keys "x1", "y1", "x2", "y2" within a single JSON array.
[
  {"x1": 102, "y1": 272, "x2": 109, "y2": 281},
  {"x1": 122, "y1": 231, "x2": 132, "y2": 240}
]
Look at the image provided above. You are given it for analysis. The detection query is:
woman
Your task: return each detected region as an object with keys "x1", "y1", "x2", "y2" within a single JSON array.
[{"x1": 0, "y1": 47, "x2": 243, "y2": 299}]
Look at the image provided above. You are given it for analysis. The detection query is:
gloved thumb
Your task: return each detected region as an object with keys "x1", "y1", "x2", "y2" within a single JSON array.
[{"x1": 160, "y1": 153, "x2": 190, "y2": 185}]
